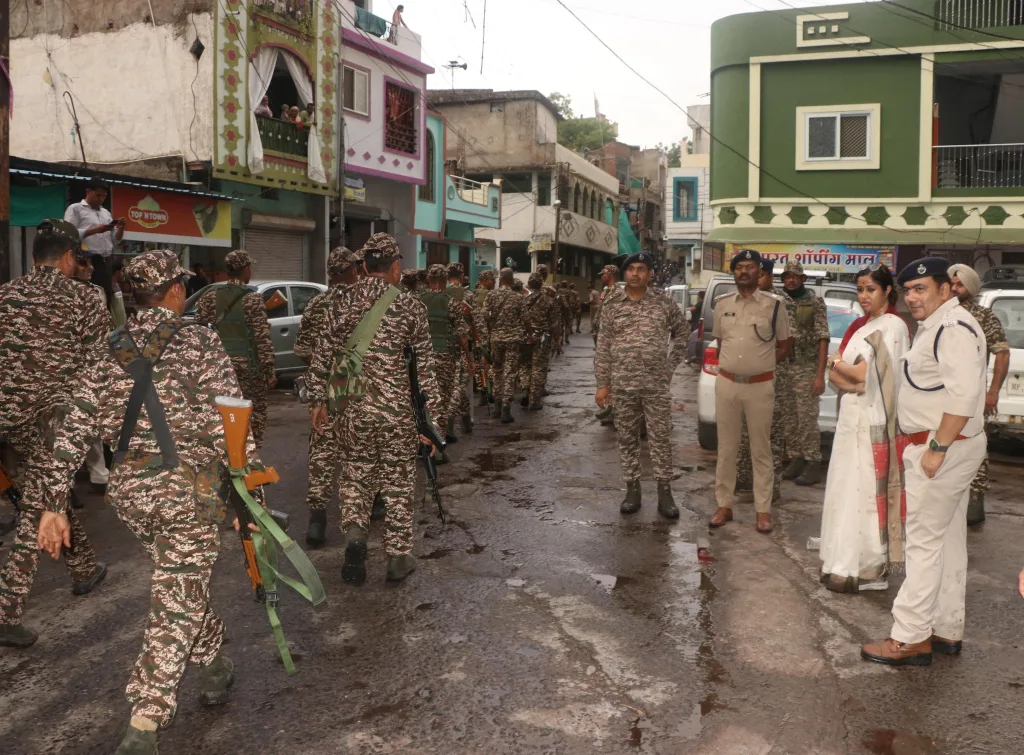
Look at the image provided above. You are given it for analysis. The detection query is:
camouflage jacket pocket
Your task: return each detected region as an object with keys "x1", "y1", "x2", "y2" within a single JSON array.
[
  {"x1": 192, "y1": 461, "x2": 229, "y2": 525},
  {"x1": 326, "y1": 350, "x2": 368, "y2": 413}
]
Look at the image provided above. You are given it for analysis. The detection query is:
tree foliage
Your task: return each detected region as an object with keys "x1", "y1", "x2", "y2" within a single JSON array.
[
  {"x1": 656, "y1": 141, "x2": 682, "y2": 168},
  {"x1": 549, "y1": 93, "x2": 619, "y2": 153},
  {"x1": 548, "y1": 92, "x2": 574, "y2": 120}
]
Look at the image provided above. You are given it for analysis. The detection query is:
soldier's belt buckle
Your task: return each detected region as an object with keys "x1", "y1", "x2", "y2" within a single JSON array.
[{"x1": 265, "y1": 590, "x2": 279, "y2": 605}]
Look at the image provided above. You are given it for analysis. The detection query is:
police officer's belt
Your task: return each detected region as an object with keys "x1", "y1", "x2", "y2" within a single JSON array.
[
  {"x1": 719, "y1": 369, "x2": 774, "y2": 384},
  {"x1": 907, "y1": 431, "x2": 967, "y2": 446}
]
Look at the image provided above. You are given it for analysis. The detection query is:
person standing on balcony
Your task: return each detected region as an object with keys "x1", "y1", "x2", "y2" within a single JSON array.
[
  {"x1": 388, "y1": 5, "x2": 408, "y2": 43},
  {"x1": 254, "y1": 95, "x2": 273, "y2": 118}
]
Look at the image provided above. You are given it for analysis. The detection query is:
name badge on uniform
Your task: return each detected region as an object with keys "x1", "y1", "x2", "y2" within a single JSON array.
[{"x1": 723, "y1": 312, "x2": 737, "y2": 318}]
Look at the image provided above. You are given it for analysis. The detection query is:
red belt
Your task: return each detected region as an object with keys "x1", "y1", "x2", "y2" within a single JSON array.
[
  {"x1": 907, "y1": 431, "x2": 967, "y2": 446},
  {"x1": 719, "y1": 369, "x2": 774, "y2": 384}
]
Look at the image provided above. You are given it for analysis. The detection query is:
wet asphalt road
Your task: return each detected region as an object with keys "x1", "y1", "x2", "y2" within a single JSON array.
[{"x1": 3, "y1": 334, "x2": 1024, "y2": 754}]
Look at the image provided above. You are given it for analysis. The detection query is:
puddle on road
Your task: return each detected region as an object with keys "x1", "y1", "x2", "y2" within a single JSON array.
[
  {"x1": 470, "y1": 450, "x2": 523, "y2": 473},
  {"x1": 863, "y1": 730, "x2": 943, "y2": 755},
  {"x1": 498, "y1": 430, "x2": 560, "y2": 443},
  {"x1": 589, "y1": 574, "x2": 637, "y2": 592},
  {"x1": 422, "y1": 544, "x2": 486, "y2": 560}
]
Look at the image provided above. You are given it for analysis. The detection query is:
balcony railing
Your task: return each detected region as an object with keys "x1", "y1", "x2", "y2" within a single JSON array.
[
  {"x1": 934, "y1": 144, "x2": 1024, "y2": 189},
  {"x1": 452, "y1": 175, "x2": 489, "y2": 206},
  {"x1": 936, "y1": 0, "x2": 1024, "y2": 30},
  {"x1": 257, "y1": 115, "x2": 309, "y2": 158},
  {"x1": 253, "y1": 0, "x2": 314, "y2": 24}
]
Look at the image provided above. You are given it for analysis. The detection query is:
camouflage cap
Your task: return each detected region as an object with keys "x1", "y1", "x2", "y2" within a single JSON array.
[
  {"x1": 600, "y1": 264, "x2": 620, "y2": 277},
  {"x1": 783, "y1": 260, "x2": 805, "y2": 276},
  {"x1": 499, "y1": 266, "x2": 515, "y2": 281},
  {"x1": 225, "y1": 249, "x2": 253, "y2": 272},
  {"x1": 400, "y1": 268, "x2": 419, "y2": 283},
  {"x1": 528, "y1": 272, "x2": 544, "y2": 285},
  {"x1": 328, "y1": 246, "x2": 361, "y2": 277},
  {"x1": 478, "y1": 269, "x2": 497, "y2": 282},
  {"x1": 124, "y1": 250, "x2": 193, "y2": 292},
  {"x1": 511, "y1": 278, "x2": 524, "y2": 291},
  {"x1": 427, "y1": 263, "x2": 448, "y2": 280},
  {"x1": 416, "y1": 269, "x2": 428, "y2": 282},
  {"x1": 446, "y1": 262, "x2": 465, "y2": 277},
  {"x1": 36, "y1": 218, "x2": 82, "y2": 251},
  {"x1": 362, "y1": 232, "x2": 402, "y2": 263}
]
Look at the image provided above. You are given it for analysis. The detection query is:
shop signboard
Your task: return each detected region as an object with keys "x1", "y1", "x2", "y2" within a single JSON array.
[
  {"x1": 528, "y1": 233, "x2": 552, "y2": 252},
  {"x1": 113, "y1": 186, "x2": 232, "y2": 247},
  {"x1": 344, "y1": 176, "x2": 366, "y2": 203},
  {"x1": 724, "y1": 243, "x2": 896, "y2": 274}
]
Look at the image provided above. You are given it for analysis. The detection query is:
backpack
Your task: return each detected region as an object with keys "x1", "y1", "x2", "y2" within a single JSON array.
[
  {"x1": 419, "y1": 290, "x2": 452, "y2": 353},
  {"x1": 214, "y1": 285, "x2": 257, "y2": 369},
  {"x1": 326, "y1": 286, "x2": 400, "y2": 413}
]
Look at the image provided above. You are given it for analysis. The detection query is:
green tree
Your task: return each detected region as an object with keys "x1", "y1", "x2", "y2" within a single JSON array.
[
  {"x1": 548, "y1": 92, "x2": 575, "y2": 120},
  {"x1": 558, "y1": 118, "x2": 618, "y2": 153},
  {"x1": 656, "y1": 141, "x2": 682, "y2": 168}
]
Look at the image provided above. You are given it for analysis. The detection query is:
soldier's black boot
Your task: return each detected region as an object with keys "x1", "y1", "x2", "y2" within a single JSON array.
[
  {"x1": 479, "y1": 389, "x2": 490, "y2": 408},
  {"x1": 461, "y1": 413, "x2": 473, "y2": 434},
  {"x1": 341, "y1": 525, "x2": 368, "y2": 586},
  {"x1": 596, "y1": 406, "x2": 613, "y2": 421},
  {"x1": 967, "y1": 491, "x2": 986, "y2": 526},
  {"x1": 386, "y1": 554, "x2": 417, "y2": 582},
  {"x1": 500, "y1": 403, "x2": 515, "y2": 424},
  {"x1": 445, "y1": 418, "x2": 458, "y2": 444},
  {"x1": 657, "y1": 482, "x2": 680, "y2": 520},
  {"x1": 620, "y1": 480, "x2": 642, "y2": 515},
  {"x1": 70, "y1": 488, "x2": 84, "y2": 509},
  {"x1": 0, "y1": 623, "x2": 38, "y2": 648},
  {"x1": 782, "y1": 458, "x2": 806, "y2": 481},
  {"x1": 370, "y1": 493, "x2": 386, "y2": 521},
  {"x1": 72, "y1": 562, "x2": 107, "y2": 596},
  {"x1": 520, "y1": 394, "x2": 530, "y2": 408},
  {"x1": 490, "y1": 401, "x2": 502, "y2": 419},
  {"x1": 113, "y1": 726, "x2": 158, "y2": 755},
  {"x1": 305, "y1": 509, "x2": 327, "y2": 547},
  {"x1": 198, "y1": 654, "x2": 234, "y2": 706},
  {"x1": 795, "y1": 461, "x2": 822, "y2": 486}
]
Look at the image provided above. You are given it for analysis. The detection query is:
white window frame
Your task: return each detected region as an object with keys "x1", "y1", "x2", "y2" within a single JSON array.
[
  {"x1": 795, "y1": 103, "x2": 881, "y2": 171},
  {"x1": 342, "y1": 65, "x2": 370, "y2": 117}
]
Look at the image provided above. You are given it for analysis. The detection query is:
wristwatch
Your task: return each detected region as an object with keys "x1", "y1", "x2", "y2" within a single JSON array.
[{"x1": 929, "y1": 439, "x2": 950, "y2": 453}]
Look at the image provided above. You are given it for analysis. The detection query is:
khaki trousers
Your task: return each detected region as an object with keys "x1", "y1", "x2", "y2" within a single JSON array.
[
  {"x1": 715, "y1": 377, "x2": 775, "y2": 513},
  {"x1": 891, "y1": 433, "x2": 985, "y2": 644}
]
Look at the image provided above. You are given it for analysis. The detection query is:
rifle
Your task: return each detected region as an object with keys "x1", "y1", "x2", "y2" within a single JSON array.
[
  {"x1": 215, "y1": 397, "x2": 326, "y2": 674},
  {"x1": 0, "y1": 463, "x2": 22, "y2": 539},
  {"x1": 403, "y1": 346, "x2": 446, "y2": 523}
]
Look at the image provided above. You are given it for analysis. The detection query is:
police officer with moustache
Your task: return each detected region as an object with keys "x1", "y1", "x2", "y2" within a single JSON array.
[
  {"x1": 709, "y1": 250, "x2": 792, "y2": 533},
  {"x1": 862, "y1": 258, "x2": 987, "y2": 667}
]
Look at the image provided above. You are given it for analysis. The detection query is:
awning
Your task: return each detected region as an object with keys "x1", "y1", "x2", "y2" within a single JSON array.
[{"x1": 11, "y1": 184, "x2": 66, "y2": 227}]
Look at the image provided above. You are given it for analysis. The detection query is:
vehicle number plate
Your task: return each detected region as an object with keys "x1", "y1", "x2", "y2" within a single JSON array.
[{"x1": 1008, "y1": 374, "x2": 1024, "y2": 397}]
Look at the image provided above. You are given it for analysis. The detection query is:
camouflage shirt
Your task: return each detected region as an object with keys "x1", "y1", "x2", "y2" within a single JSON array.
[
  {"x1": 42, "y1": 306, "x2": 254, "y2": 512},
  {"x1": 523, "y1": 290, "x2": 562, "y2": 343},
  {"x1": 0, "y1": 265, "x2": 110, "y2": 431},
  {"x1": 963, "y1": 299, "x2": 1010, "y2": 357},
  {"x1": 294, "y1": 284, "x2": 347, "y2": 364},
  {"x1": 483, "y1": 286, "x2": 525, "y2": 343},
  {"x1": 564, "y1": 287, "x2": 582, "y2": 313},
  {"x1": 595, "y1": 287, "x2": 691, "y2": 393},
  {"x1": 306, "y1": 277, "x2": 441, "y2": 424},
  {"x1": 194, "y1": 279, "x2": 276, "y2": 378},
  {"x1": 593, "y1": 285, "x2": 623, "y2": 332},
  {"x1": 782, "y1": 289, "x2": 829, "y2": 364}
]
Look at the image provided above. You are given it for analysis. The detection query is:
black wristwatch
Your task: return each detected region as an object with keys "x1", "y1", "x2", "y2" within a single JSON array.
[{"x1": 929, "y1": 439, "x2": 949, "y2": 453}]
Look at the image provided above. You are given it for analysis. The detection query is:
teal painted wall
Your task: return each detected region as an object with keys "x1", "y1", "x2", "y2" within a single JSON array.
[
  {"x1": 217, "y1": 179, "x2": 315, "y2": 227},
  {"x1": 710, "y1": 65, "x2": 750, "y2": 201},
  {"x1": 415, "y1": 115, "x2": 445, "y2": 234},
  {"x1": 759, "y1": 56, "x2": 920, "y2": 199}
]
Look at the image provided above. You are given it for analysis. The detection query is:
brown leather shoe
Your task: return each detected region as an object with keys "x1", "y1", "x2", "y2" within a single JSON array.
[
  {"x1": 756, "y1": 513, "x2": 773, "y2": 533},
  {"x1": 931, "y1": 635, "x2": 962, "y2": 655},
  {"x1": 708, "y1": 507, "x2": 733, "y2": 528},
  {"x1": 861, "y1": 638, "x2": 932, "y2": 667}
]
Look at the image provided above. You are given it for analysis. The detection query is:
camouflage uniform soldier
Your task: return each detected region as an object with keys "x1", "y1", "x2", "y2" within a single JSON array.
[
  {"x1": 564, "y1": 283, "x2": 582, "y2": 335},
  {"x1": 595, "y1": 252, "x2": 690, "y2": 518},
  {"x1": 399, "y1": 268, "x2": 420, "y2": 294},
  {"x1": 419, "y1": 265, "x2": 470, "y2": 445},
  {"x1": 779, "y1": 261, "x2": 829, "y2": 486},
  {"x1": 0, "y1": 220, "x2": 109, "y2": 649},
  {"x1": 474, "y1": 270, "x2": 497, "y2": 406},
  {"x1": 556, "y1": 282, "x2": 574, "y2": 344},
  {"x1": 483, "y1": 267, "x2": 526, "y2": 423},
  {"x1": 949, "y1": 264, "x2": 1010, "y2": 526},
  {"x1": 296, "y1": 247, "x2": 362, "y2": 547},
  {"x1": 447, "y1": 262, "x2": 477, "y2": 435},
  {"x1": 307, "y1": 233, "x2": 442, "y2": 585},
  {"x1": 520, "y1": 273, "x2": 562, "y2": 409},
  {"x1": 36, "y1": 250, "x2": 250, "y2": 754},
  {"x1": 194, "y1": 250, "x2": 276, "y2": 447}
]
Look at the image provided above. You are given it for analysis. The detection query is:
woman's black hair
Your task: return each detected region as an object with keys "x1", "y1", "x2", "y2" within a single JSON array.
[{"x1": 856, "y1": 264, "x2": 898, "y2": 306}]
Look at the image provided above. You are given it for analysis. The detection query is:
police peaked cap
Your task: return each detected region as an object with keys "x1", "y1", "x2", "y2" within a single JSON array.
[
  {"x1": 897, "y1": 257, "x2": 950, "y2": 286},
  {"x1": 760, "y1": 258, "x2": 775, "y2": 274},
  {"x1": 730, "y1": 249, "x2": 762, "y2": 271},
  {"x1": 621, "y1": 252, "x2": 653, "y2": 270}
]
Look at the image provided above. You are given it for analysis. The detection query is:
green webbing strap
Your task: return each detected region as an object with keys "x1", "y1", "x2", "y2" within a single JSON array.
[
  {"x1": 345, "y1": 285, "x2": 400, "y2": 361},
  {"x1": 227, "y1": 470, "x2": 326, "y2": 675}
]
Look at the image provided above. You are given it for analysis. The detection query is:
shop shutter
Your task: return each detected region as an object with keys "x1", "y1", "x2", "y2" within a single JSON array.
[{"x1": 243, "y1": 228, "x2": 305, "y2": 281}]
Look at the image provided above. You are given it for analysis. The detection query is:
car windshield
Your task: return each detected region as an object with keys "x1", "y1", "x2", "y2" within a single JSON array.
[
  {"x1": 991, "y1": 297, "x2": 1024, "y2": 349},
  {"x1": 827, "y1": 306, "x2": 859, "y2": 340}
]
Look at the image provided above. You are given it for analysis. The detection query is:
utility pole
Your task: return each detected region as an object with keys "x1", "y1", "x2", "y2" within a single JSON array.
[
  {"x1": 0, "y1": 3, "x2": 10, "y2": 283},
  {"x1": 552, "y1": 200, "x2": 562, "y2": 283}
]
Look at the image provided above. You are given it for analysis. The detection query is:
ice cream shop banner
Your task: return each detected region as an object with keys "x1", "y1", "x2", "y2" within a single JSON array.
[
  {"x1": 113, "y1": 187, "x2": 232, "y2": 247},
  {"x1": 725, "y1": 244, "x2": 895, "y2": 274}
]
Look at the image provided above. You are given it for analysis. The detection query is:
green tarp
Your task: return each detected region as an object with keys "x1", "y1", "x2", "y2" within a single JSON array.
[
  {"x1": 12, "y1": 184, "x2": 66, "y2": 227},
  {"x1": 617, "y1": 209, "x2": 641, "y2": 255}
]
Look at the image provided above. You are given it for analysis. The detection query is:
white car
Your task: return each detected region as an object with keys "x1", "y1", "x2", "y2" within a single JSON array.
[
  {"x1": 977, "y1": 288, "x2": 1024, "y2": 439},
  {"x1": 695, "y1": 295, "x2": 861, "y2": 451}
]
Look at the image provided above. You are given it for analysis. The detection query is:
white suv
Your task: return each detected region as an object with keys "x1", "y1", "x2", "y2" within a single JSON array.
[{"x1": 977, "y1": 288, "x2": 1024, "y2": 440}]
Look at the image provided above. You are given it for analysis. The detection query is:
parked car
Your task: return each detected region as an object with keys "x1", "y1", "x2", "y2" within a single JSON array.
[
  {"x1": 183, "y1": 280, "x2": 328, "y2": 377},
  {"x1": 695, "y1": 275, "x2": 861, "y2": 450},
  {"x1": 977, "y1": 288, "x2": 1024, "y2": 440}
]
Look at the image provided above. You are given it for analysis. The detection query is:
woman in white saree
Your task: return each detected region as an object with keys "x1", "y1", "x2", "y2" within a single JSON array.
[{"x1": 819, "y1": 265, "x2": 910, "y2": 593}]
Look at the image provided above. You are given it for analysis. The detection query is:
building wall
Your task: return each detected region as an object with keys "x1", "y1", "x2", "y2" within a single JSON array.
[
  {"x1": 710, "y1": 65, "x2": 749, "y2": 201},
  {"x1": 413, "y1": 115, "x2": 445, "y2": 233},
  {"x1": 437, "y1": 98, "x2": 557, "y2": 171},
  {"x1": 11, "y1": 17, "x2": 215, "y2": 171}
]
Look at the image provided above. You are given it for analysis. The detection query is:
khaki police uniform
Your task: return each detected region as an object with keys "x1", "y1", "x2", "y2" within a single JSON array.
[
  {"x1": 714, "y1": 289, "x2": 791, "y2": 515},
  {"x1": 890, "y1": 297, "x2": 986, "y2": 645}
]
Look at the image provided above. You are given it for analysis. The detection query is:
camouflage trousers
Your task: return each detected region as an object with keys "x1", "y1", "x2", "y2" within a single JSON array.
[
  {"x1": 971, "y1": 424, "x2": 992, "y2": 495},
  {"x1": 563, "y1": 315, "x2": 573, "y2": 343},
  {"x1": 336, "y1": 408, "x2": 416, "y2": 556},
  {"x1": 0, "y1": 422, "x2": 97, "y2": 625},
  {"x1": 575, "y1": 311, "x2": 582, "y2": 333},
  {"x1": 780, "y1": 362, "x2": 821, "y2": 462},
  {"x1": 232, "y1": 359, "x2": 269, "y2": 449},
  {"x1": 520, "y1": 340, "x2": 553, "y2": 403},
  {"x1": 110, "y1": 454, "x2": 226, "y2": 727},
  {"x1": 491, "y1": 341, "x2": 521, "y2": 404},
  {"x1": 452, "y1": 356, "x2": 470, "y2": 420},
  {"x1": 736, "y1": 402, "x2": 785, "y2": 497},
  {"x1": 613, "y1": 390, "x2": 674, "y2": 482},
  {"x1": 432, "y1": 350, "x2": 461, "y2": 431},
  {"x1": 306, "y1": 422, "x2": 341, "y2": 512}
]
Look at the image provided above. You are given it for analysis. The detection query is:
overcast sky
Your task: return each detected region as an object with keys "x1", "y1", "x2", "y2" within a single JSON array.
[{"x1": 383, "y1": 0, "x2": 871, "y2": 149}]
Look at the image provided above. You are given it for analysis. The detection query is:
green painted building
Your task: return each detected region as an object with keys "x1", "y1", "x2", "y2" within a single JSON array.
[{"x1": 710, "y1": 0, "x2": 1024, "y2": 273}]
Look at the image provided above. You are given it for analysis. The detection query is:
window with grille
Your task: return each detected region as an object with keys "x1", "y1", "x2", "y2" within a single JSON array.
[
  {"x1": 797, "y1": 104, "x2": 879, "y2": 170},
  {"x1": 343, "y1": 66, "x2": 369, "y2": 117},
  {"x1": 385, "y1": 82, "x2": 417, "y2": 155}
]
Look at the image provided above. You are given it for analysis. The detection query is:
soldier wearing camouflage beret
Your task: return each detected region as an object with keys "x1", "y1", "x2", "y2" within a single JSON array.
[
  {"x1": 37, "y1": 249, "x2": 261, "y2": 754},
  {"x1": 0, "y1": 220, "x2": 109, "y2": 649},
  {"x1": 193, "y1": 250, "x2": 276, "y2": 448},
  {"x1": 483, "y1": 268, "x2": 526, "y2": 423},
  {"x1": 420, "y1": 264, "x2": 470, "y2": 454}
]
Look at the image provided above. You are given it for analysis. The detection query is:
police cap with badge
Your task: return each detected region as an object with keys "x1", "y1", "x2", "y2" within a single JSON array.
[
  {"x1": 896, "y1": 256, "x2": 951, "y2": 286},
  {"x1": 620, "y1": 252, "x2": 653, "y2": 271},
  {"x1": 730, "y1": 248, "x2": 762, "y2": 271}
]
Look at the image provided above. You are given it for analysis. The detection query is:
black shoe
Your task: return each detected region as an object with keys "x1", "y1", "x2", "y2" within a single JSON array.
[
  {"x1": 113, "y1": 726, "x2": 158, "y2": 755},
  {"x1": 198, "y1": 654, "x2": 234, "y2": 706},
  {"x1": 520, "y1": 395, "x2": 530, "y2": 408},
  {"x1": 479, "y1": 391, "x2": 490, "y2": 408},
  {"x1": 305, "y1": 509, "x2": 327, "y2": 547},
  {"x1": 657, "y1": 482, "x2": 679, "y2": 519},
  {"x1": 490, "y1": 401, "x2": 502, "y2": 419},
  {"x1": 446, "y1": 418, "x2": 457, "y2": 443},
  {"x1": 0, "y1": 623, "x2": 38, "y2": 648},
  {"x1": 70, "y1": 489, "x2": 85, "y2": 509},
  {"x1": 445, "y1": 432, "x2": 459, "y2": 445},
  {"x1": 620, "y1": 480, "x2": 641, "y2": 515},
  {"x1": 967, "y1": 491, "x2": 985, "y2": 526},
  {"x1": 90, "y1": 482, "x2": 107, "y2": 495},
  {"x1": 500, "y1": 404, "x2": 515, "y2": 424},
  {"x1": 386, "y1": 554, "x2": 417, "y2": 583},
  {"x1": 596, "y1": 406, "x2": 613, "y2": 420},
  {"x1": 370, "y1": 494, "x2": 386, "y2": 521},
  {"x1": 781, "y1": 459, "x2": 806, "y2": 481},
  {"x1": 795, "y1": 461, "x2": 822, "y2": 486},
  {"x1": 461, "y1": 413, "x2": 473, "y2": 434},
  {"x1": 72, "y1": 563, "x2": 107, "y2": 596},
  {"x1": 341, "y1": 525, "x2": 368, "y2": 586},
  {"x1": 931, "y1": 635, "x2": 963, "y2": 655}
]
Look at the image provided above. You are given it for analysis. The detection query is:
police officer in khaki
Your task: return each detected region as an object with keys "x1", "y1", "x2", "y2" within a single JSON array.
[{"x1": 709, "y1": 250, "x2": 792, "y2": 533}]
